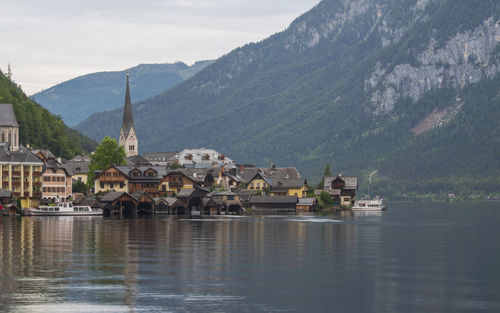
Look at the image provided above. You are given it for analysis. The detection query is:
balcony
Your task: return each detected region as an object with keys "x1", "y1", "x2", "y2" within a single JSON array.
[
  {"x1": 169, "y1": 181, "x2": 183, "y2": 187},
  {"x1": 33, "y1": 171, "x2": 42, "y2": 176},
  {"x1": 33, "y1": 182, "x2": 42, "y2": 187},
  {"x1": 24, "y1": 182, "x2": 30, "y2": 187},
  {"x1": 13, "y1": 192, "x2": 20, "y2": 197},
  {"x1": 12, "y1": 181, "x2": 20, "y2": 187},
  {"x1": 2, "y1": 171, "x2": 8, "y2": 176},
  {"x1": 32, "y1": 192, "x2": 42, "y2": 198},
  {"x1": 24, "y1": 192, "x2": 30, "y2": 197},
  {"x1": 12, "y1": 171, "x2": 21, "y2": 176}
]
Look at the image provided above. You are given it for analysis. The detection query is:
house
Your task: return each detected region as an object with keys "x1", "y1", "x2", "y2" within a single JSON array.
[
  {"x1": 41, "y1": 159, "x2": 72, "y2": 200},
  {"x1": 269, "y1": 178, "x2": 308, "y2": 198},
  {"x1": 0, "y1": 103, "x2": 19, "y2": 152},
  {"x1": 247, "y1": 172, "x2": 271, "y2": 191},
  {"x1": 248, "y1": 195, "x2": 298, "y2": 214},
  {"x1": 94, "y1": 166, "x2": 129, "y2": 193},
  {"x1": 160, "y1": 169, "x2": 198, "y2": 196},
  {"x1": 0, "y1": 150, "x2": 43, "y2": 208},
  {"x1": 237, "y1": 164, "x2": 301, "y2": 184},
  {"x1": 63, "y1": 155, "x2": 90, "y2": 184},
  {"x1": 323, "y1": 175, "x2": 358, "y2": 208}
]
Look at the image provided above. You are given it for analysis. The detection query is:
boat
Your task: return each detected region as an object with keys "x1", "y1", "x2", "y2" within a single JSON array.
[
  {"x1": 352, "y1": 198, "x2": 387, "y2": 211},
  {"x1": 29, "y1": 202, "x2": 103, "y2": 216}
]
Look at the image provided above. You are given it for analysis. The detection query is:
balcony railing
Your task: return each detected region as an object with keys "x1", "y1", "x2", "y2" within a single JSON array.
[
  {"x1": 12, "y1": 181, "x2": 20, "y2": 186},
  {"x1": 12, "y1": 171, "x2": 21, "y2": 176},
  {"x1": 2, "y1": 171, "x2": 8, "y2": 176}
]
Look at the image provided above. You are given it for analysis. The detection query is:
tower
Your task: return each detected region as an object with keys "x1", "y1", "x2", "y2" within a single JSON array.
[{"x1": 119, "y1": 73, "x2": 138, "y2": 157}]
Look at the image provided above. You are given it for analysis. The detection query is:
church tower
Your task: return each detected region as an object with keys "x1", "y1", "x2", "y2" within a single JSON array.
[{"x1": 119, "y1": 73, "x2": 138, "y2": 157}]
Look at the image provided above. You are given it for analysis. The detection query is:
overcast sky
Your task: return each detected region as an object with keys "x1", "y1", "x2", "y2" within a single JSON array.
[{"x1": 0, "y1": 0, "x2": 319, "y2": 95}]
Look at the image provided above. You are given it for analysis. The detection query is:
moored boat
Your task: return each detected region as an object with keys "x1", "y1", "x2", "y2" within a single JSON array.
[
  {"x1": 30, "y1": 202, "x2": 103, "y2": 216},
  {"x1": 352, "y1": 198, "x2": 386, "y2": 211}
]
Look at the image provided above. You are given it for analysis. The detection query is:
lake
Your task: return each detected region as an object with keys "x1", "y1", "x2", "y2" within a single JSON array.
[{"x1": 1, "y1": 201, "x2": 500, "y2": 312}]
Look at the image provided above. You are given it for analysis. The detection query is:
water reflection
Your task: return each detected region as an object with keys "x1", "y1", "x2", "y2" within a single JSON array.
[{"x1": 1, "y1": 203, "x2": 500, "y2": 312}]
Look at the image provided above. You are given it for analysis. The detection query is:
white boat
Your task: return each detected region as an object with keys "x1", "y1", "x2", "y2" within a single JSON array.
[
  {"x1": 30, "y1": 202, "x2": 103, "y2": 216},
  {"x1": 352, "y1": 198, "x2": 387, "y2": 211}
]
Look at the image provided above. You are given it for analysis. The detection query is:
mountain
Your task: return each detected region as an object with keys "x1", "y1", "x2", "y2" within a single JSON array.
[
  {"x1": 75, "y1": 0, "x2": 500, "y2": 198},
  {"x1": 0, "y1": 71, "x2": 96, "y2": 159},
  {"x1": 32, "y1": 61, "x2": 213, "y2": 126}
]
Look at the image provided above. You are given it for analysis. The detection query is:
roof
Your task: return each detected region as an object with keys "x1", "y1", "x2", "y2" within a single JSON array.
[
  {"x1": 249, "y1": 195, "x2": 298, "y2": 204},
  {"x1": 44, "y1": 159, "x2": 70, "y2": 176},
  {"x1": 32, "y1": 149, "x2": 56, "y2": 160},
  {"x1": 100, "y1": 191, "x2": 137, "y2": 203},
  {"x1": 114, "y1": 165, "x2": 168, "y2": 180},
  {"x1": 63, "y1": 157, "x2": 89, "y2": 175},
  {"x1": 298, "y1": 197, "x2": 317, "y2": 206},
  {"x1": 0, "y1": 104, "x2": 18, "y2": 127},
  {"x1": 238, "y1": 166, "x2": 301, "y2": 183},
  {"x1": 270, "y1": 178, "x2": 307, "y2": 189},
  {"x1": 154, "y1": 197, "x2": 177, "y2": 205},
  {"x1": 0, "y1": 150, "x2": 44, "y2": 164},
  {"x1": 174, "y1": 148, "x2": 234, "y2": 168},
  {"x1": 142, "y1": 152, "x2": 178, "y2": 163},
  {"x1": 121, "y1": 74, "x2": 135, "y2": 137},
  {"x1": 126, "y1": 155, "x2": 151, "y2": 166},
  {"x1": 176, "y1": 188, "x2": 195, "y2": 197},
  {"x1": 207, "y1": 191, "x2": 237, "y2": 197},
  {"x1": 324, "y1": 176, "x2": 358, "y2": 190}
]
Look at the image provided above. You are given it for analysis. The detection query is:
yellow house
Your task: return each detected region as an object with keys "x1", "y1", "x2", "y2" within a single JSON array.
[
  {"x1": 269, "y1": 178, "x2": 308, "y2": 198},
  {"x1": 0, "y1": 150, "x2": 44, "y2": 208},
  {"x1": 94, "y1": 166, "x2": 129, "y2": 193},
  {"x1": 247, "y1": 173, "x2": 270, "y2": 191},
  {"x1": 160, "y1": 170, "x2": 197, "y2": 195}
]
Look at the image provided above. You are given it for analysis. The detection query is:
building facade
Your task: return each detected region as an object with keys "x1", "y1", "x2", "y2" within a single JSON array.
[
  {"x1": 41, "y1": 161, "x2": 72, "y2": 200},
  {"x1": 0, "y1": 150, "x2": 43, "y2": 207}
]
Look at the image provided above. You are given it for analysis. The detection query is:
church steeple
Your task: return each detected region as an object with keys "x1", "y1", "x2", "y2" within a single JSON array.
[{"x1": 119, "y1": 72, "x2": 138, "y2": 157}]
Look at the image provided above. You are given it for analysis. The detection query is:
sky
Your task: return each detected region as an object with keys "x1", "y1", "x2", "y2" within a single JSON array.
[{"x1": 0, "y1": 0, "x2": 319, "y2": 95}]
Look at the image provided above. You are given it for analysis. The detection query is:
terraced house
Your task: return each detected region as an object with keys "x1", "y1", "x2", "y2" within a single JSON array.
[{"x1": 0, "y1": 150, "x2": 43, "y2": 207}]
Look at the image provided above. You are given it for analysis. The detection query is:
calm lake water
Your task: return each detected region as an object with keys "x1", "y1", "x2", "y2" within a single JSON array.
[{"x1": 1, "y1": 201, "x2": 500, "y2": 313}]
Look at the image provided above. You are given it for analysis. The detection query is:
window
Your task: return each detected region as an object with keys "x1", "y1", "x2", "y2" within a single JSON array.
[
  {"x1": 110, "y1": 183, "x2": 114, "y2": 188},
  {"x1": 162, "y1": 185, "x2": 166, "y2": 191},
  {"x1": 120, "y1": 183, "x2": 124, "y2": 189},
  {"x1": 100, "y1": 183, "x2": 104, "y2": 189},
  {"x1": 129, "y1": 145, "x2": 135, "y2": 151},
  {"x1": 343, "y1": 197, "x2": 350, "y2": 202},
  {"x1": 78, "y1": 177, "x2": 82, "y2": 181},
  {"x1": 227, "y1": 195, "x2": 235, "y2": 200}
]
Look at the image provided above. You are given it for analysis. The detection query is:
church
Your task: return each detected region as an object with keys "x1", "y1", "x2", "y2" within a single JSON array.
[{"x1": 119, "y1": 73, "x2": 138, "y2": 157}]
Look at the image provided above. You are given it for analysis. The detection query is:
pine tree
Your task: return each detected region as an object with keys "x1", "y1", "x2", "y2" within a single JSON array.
[
  {"x1": 6, "y1": 63, "x2": 12, "y2": 81},
  {"x1": 316, "y1": 163, "x2": 332, "y2": 189}
]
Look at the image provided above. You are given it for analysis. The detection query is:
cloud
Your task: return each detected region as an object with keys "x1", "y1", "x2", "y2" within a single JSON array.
[{"x1": 0, "y1": 0, "x2": 319, "y2": 94}]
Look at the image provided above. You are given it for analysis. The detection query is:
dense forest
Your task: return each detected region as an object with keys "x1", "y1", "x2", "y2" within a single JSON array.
[
  {"x1": 74, "y1": 0, "x2": 499, "y2": 198},
  {"x1": 0, "y1": 70, "x2": 96, "y2": 159}
]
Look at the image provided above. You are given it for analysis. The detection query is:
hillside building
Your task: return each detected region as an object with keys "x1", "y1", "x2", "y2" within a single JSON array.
[
  {"x1": 0, "y1": 104, "x2": 19, "y2": 152},
  {"x1": 119, "y1": 74, "x2": 138, "y2": 157}
]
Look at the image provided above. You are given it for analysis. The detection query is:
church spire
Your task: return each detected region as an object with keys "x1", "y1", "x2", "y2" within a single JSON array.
[
  {"x1": 122, "y1": 72, "x2": 134, "y2": 137},
  {"x1": 119, "y1": 72, "x2": 138, "y2": 157}
]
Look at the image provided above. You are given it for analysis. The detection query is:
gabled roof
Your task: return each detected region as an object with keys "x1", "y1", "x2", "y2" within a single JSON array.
[
  {"x1": 237, "y1": 166, "x2": 301, "y2": 183},
  {"x1": 0, "y1": 150, "x2": 44, "y2": 164},
  {"x1": 324, "y1": 176, "x2": 358, "y2": 190},
  {"x1": 126, "y1": 155, "x2": 151, "y2": 166},
  {"x1": 0, "y1": 104, "x2": 18, "y2": 127},
  {"x1": 271, "y1": 178, "x2": 307, "y2": 188},
  {"x1": 63, "y1": 157, "x2": 89, "y2": 175},
  {"x1": 43, "y1": 159, "x2": 71, "y2": 176}
]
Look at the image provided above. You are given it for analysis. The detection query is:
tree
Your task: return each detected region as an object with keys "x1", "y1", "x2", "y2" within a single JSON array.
[
  {"x1": 72, "y1": 180, "x2": 87, "y2": 194},
  {"x1": 6, "y1": 63, "x2": 12, "y2": 81},
  {"x1": 316, "y1": 163, "x2": 332, "y2": 189},
  {"x1": 318, "y1": 192, "x2": 334, "y2": 210},
  {"x1": 87, "y1": 136, "x2": 126, "y2": 189}
]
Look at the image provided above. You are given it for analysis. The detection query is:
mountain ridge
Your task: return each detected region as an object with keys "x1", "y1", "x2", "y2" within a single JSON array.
[
  {"x1": 75, "y1": 0, "x2": 500, "y2": 196},
  {"x1": 32, "y1": 60, "x2": 213, "y2": 126}
]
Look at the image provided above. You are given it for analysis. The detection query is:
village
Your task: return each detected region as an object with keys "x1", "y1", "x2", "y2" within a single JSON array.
[{"x1": 0, "y1": 75, "x2": 358, "y2": 216}]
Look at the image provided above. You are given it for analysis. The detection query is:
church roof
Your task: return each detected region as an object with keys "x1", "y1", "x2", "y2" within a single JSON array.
[
  {"x1": 121, "y1": 74, "x2": 134, "y2": 137},
  {"x1": 0, "y1": 104, "x2": 19, "y2": 127}
]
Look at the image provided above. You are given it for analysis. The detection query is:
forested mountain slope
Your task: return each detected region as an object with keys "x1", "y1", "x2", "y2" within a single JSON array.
[
  {"x1": 0, "y1": 71, "x2": 96, "y2": 158},
  {"x1": 32, "y1": 61, "x2": 213, "y2": 126},
  {"x1": 76, "y1": 0, "x2": 500, "y2": 197}
]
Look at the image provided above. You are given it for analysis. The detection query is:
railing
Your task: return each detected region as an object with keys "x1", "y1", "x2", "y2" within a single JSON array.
[
  {"x1": 169, "y1": 181, "x2": 183, "y2": 187},
  {"x1": 33, "y1": 182, "x2": 42, "y2": 187},
  {"x1": 33, "y1": 192, "x2": 42, "y2": 198},
  {"x1": 12, "y1": 171, "x2": 21, "y2": 176},
  {"x1": 2, "y1": 171, "x2": 8, "y2": 176},
  {"x1": 12, "y1": 181, "x2": 20, "y2": 186},
  {"x1": 33, "y1": 171, "x2": 42, "y2": 176}
]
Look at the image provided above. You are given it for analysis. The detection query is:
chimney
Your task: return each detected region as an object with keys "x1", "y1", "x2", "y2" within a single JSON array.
[{"x1": 240, "y1": 164, "x2": 244, "y2": 173}]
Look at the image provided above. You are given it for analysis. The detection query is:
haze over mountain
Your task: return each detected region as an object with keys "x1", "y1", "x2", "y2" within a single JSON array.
[
  {"x1": 76, "y1": 0, "x2": 500, "y2": 197},
  {"x1": 32, "y1": 61, "x2": 213, "y2": 126}
]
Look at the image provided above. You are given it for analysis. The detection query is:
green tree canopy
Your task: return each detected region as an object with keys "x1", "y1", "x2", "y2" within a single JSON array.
[{"x1": 87, "y1": 136, "x2": 126, "y2": 189}]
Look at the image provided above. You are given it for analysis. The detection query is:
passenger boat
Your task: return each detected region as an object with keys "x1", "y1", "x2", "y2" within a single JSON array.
[
  {"x1": 352, "y1": 198, "x2": 387, "y2": 212},
  {"x1": 30, "y1": 202, "x2": 103, "y2": 216}
]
